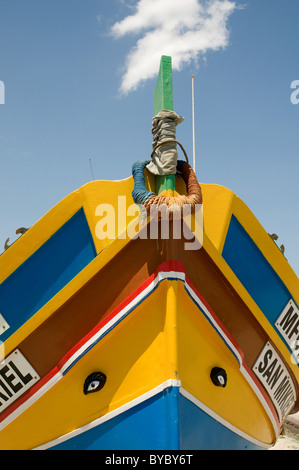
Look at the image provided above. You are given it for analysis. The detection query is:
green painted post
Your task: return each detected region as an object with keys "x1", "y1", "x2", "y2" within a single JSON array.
[
  {"x1": 154, "y1": 56, "x2": 173, "y2": 115},
  {"x1": 153, "y1": 56, "x2": 175, "y2": 195}
]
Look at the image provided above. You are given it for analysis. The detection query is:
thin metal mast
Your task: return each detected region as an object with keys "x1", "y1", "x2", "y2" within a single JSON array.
[
  {"x1": 192, "y1": 75, "x2": 196, "y2": 174},
  {"x1": 89, "y1": 158, "x2": 95, "y2": 181}
]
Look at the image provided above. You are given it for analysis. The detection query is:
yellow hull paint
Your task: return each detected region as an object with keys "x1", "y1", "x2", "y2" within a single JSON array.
[
  {"x1": 3, "y1": 178, "x2": 298, "y2": 392},
  {"x1": 0, "y1": 172, "x2": 298, "y2": 449},
  {"x1": 176, "y1": 283, "x2": 276, "y2": 445},
  {"x1": 201, "y1": 183, "x2": 299, "y2": 305},
  {"x1": 0, "y1": 281, "x2": 175, "y2": 449},
  {"x1": 0, "y1": 280, "x2": 276, "y2": 449}
]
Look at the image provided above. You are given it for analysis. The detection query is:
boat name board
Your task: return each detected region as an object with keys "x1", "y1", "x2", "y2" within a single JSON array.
[
  {"x1": 0, "y1": 349, "x2": 40, "y2": 413},
  {"x1": 253, "y1": 342, "x2": 296, "y2": 421},
  {"x1": 0, "y1": 314, "x2": 10, "y2": 336},
  {"x1": 275, "y1": 299, "x2": 299, "y2": 363}
]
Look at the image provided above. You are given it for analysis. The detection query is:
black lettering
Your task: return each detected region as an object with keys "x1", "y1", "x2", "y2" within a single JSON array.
[
  {"x1": 0, "y1": 394, "x2": 8, "y2": 405},
  {"x1": 279, "y1": 306, "x2": 298, "y2": 335},
  {"x1": 258, "y1": 349, "x2": 272, "y2": 374},
  {"x1": 281, "y1": 393, "x2": 295, "y2": 417},
  {"x1": 268, "y1": 364, "x2": 283, "y2": 389},
  {"x1": 9, "y1": 361, "x2": 33, "y2": 386},
  {"x1": 262, "y1": 358, "x2": 278, "y2": 383},
  {"x1": 274, "y1": 376, "x2": 289, "y2": 401},
  {"x1": 279, "y1": 385, "x2": 293, "y2": 407},
  {"x1": 277, "y1": 384, "x2": 293, "y2": 412},
  {"x1": 288, "y1": 319, "x2": 299, "y2": 341},
  {"x1": 0, "y1": 365, "x2": 23, "y2": 393},
  {"x1": 0, "y1": 378, "x2": 13, "y2": 398},
  {"x1": 0, "y1": 378, "x2": 12, "y2": 403}
]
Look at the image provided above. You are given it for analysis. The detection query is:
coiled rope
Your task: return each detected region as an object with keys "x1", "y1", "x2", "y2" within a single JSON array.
[
  {"x1": 132, "y1": 159, "x2": 202, "y2": 214},
  {"x1": 132, "y1": 160, "x2": 154, "y2": 205}
]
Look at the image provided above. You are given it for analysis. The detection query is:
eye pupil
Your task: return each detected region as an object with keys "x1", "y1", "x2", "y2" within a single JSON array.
[
  {"x1": 84, "y1": 372, "x2": 106, "y2": 395},
  {"x1": 88, "y1": 381, "x2": 99, "y2": 390}
]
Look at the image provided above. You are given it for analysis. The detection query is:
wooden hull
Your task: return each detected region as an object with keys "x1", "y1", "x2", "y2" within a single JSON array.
[{"x1": 0, "y1": 172, "x2": 298, "y2": 450}]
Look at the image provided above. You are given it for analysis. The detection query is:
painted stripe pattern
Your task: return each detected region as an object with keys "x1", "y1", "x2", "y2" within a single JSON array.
[
  {"x1": 34, "y1": 382, "x2": 272, "y2": 450},
  {"x1": 0, "y1": 209, "x2": 97, "y2": 343},
  {"x1": 222, "y1": 215, "x2": 299, "y2": 363},
  {"x1": 0, "y1": 261, "x2": 281, "y2": 440}
]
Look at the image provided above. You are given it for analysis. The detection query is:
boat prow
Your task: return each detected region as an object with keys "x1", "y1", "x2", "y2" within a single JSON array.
[{"x1": 0, "y1": 57, "x2": 298, "y2": 450}]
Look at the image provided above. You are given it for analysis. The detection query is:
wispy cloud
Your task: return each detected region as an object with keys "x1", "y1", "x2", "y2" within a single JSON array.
[{"x1": 111, "y1": 0, "x2": 238, "y2": 94}]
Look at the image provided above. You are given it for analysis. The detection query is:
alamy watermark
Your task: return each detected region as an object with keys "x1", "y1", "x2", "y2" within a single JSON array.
[
  {"x1": 94, "y1": 196, "x2": 203, "y2": 251},
  {"x1": 290, "y1": 339, "x2": 299, "y2": 365},
  {"x1": 0, "y1": 80, "x2": 5, "y2": 104},
  {"x1": 290, "y1": 80, "x2": 299, "y2": 105}
]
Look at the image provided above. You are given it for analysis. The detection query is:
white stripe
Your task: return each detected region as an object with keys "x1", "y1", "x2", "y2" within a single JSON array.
[
  {"x1": 34, "y1": 382, "x2": 273, "y2": 450},
  {"x1": 60, "y1": 277, "x2": 159, "y2": 375},
  {"x1": 240, "y1": 365, "x2": 279, "y2": 439},
  {"x1": 33, "y1": 379, "x2": 181, "y2": 450},
  {"x1": 0, "y1": 268, "x2": 280, "y2": 440},
  {"x1": 60, "y1": 270, "x2": 184, "y2": 375},
  {"x1": 184, "y1": 282, "x2": 280, "y2": 437},
  {"x1": 184, "y1": 282, "x2": 243, "y2": 365},
  {"x1": 0, "y1": 270, "x2": 168, "y2": 430},
  {"x1": 179, "y1": 388, "x2": 273, "y2": 449},
  {"x1": 158, "y1": 270, "x2": 185, "y2": 282},
  {"x1": 0, "y1": 372, "x2": 62, "y2": 432}
]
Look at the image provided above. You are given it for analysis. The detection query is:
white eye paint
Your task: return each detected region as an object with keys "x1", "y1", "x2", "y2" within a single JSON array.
[
  {"x1": 83, "y1": 372, "x2": 107, "y2": 395},
  {"x1": 87, "y1": 380, "x2": 101, "y2": 392}
]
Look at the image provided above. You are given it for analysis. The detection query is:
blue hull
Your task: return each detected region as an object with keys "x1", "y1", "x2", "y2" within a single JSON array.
[{"x1": 48, "y1": 386, "x2": 265, "y2": 450}]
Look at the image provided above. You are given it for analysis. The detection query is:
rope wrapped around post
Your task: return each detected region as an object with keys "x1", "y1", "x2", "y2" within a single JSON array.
[
  {"x1": 132, "y1": 108, "x2": 202, "y2": 216},
  {"x1": 132, "y1": 159, "x2": 202, "y2": 215},
  {"x1": 146, "y1": 110, "x2": 185, "y2": 176}
]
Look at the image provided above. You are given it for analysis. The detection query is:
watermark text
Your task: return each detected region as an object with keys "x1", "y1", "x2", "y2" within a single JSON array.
[
  {"x1": 0, "y1": 80, "x2": 5, "y2": 104},
  {"x1": 290, "y1": 80, "x2": 299, "y2": 105},
  {"x1": 95, "y1": 196, "x2": 203, "y2": 251}
]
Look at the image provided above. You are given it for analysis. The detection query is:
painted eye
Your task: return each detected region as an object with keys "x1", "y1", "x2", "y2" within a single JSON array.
[
  {"x1": 210, "y1": 367, "x2": 227, "y2": 388},
  {"x1": 87, "y1": 380, "x2": 100, "y2": 392},
  {"x1": 84, "y1": 372, "x2": 106, "y2": 395}
]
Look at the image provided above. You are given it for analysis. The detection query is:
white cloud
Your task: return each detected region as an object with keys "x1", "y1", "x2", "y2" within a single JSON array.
[{"x1": 111, "y1": 0, "x2": 238, "y2": 94}]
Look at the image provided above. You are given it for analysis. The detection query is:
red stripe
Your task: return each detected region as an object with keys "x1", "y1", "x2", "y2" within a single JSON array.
[
  {"x1": 185, "y1": 274, "x2": 245, "y2": 364},
  {"x1": 58, "y1": 260, "x2": 185, "y2": 371},
  {"x1": 0, "y1": 260, "x2": 280, "y2": 432},
  {"x1": 0, "y1": 267, "x2": 161, "y2": 425},
  {"x1": 57, "y1": 270, "x2": 159, "y2": 371},
  {"x1": 0, "y1": 367, "x2": 58, "y2": 424},
  {"x1": 157, "y1": 260, "x2": 185, "y2": 274},
  {"x1": 242, "y1": 362, "x2": 280, "y2": 429},
  {"x1": 184, "y1": 274, "x2": 280, "y2": 427}
]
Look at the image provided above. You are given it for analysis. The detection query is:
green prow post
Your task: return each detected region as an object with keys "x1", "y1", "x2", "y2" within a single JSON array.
[{"x1": 153, "y1": 56, "x2": 176, "y2": 195}]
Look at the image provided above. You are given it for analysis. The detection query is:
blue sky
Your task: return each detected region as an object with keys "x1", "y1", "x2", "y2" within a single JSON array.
[{"x1": 0, "y1": 0, "x2": 298, "y2": 275}]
